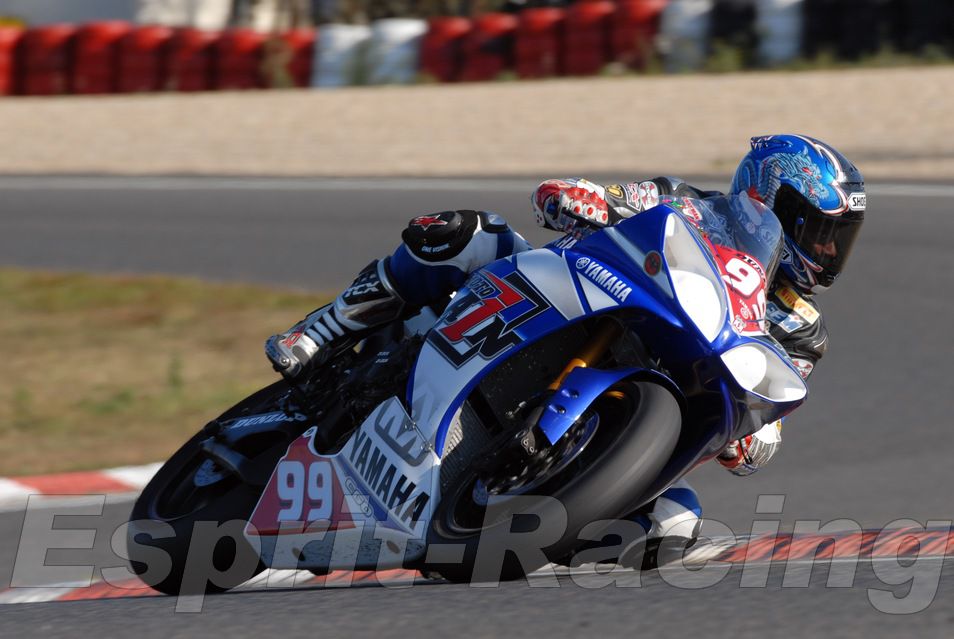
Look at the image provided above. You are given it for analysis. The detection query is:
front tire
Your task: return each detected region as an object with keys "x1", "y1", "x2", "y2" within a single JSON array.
[
  {"x1": 426, "y1": 381, "x2": 681, "y2": 583},
  {"x1": 127, "y1": 381, "x2": 292, "y2": 595}
]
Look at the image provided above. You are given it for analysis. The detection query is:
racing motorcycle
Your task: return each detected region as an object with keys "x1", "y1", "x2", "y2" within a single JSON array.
[{"x1": 128, "y1": 196, "x2": 808, "y2": 594}]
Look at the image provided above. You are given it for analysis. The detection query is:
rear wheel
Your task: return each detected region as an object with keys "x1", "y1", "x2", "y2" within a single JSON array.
[{"x1": 426, "y1": 380, "x2": 681, "y2": 583}]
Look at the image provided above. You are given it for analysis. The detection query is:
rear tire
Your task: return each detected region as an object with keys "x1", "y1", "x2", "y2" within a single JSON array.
[{"x1": 426, "y1": 380, "x2": 681, "y2": 583}]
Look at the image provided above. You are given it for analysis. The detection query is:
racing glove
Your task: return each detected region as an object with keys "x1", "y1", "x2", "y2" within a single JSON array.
[
  {"x1": 717, "y1": 420, "x2": 782, "y2": 476},
  {"x1": 533, "y1": 179, "x2": 610, "y2": 232}
]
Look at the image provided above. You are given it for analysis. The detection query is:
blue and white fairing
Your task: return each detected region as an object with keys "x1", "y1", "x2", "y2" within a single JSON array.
[
  {"x1": 248, "y1": 194, "x2": 808, "y2": 570},
  {"x1": 409, "y1": 196, "x2": 807, "y2": 464}
]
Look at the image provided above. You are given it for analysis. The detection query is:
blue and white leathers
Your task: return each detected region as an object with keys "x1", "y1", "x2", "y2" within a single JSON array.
[
  {"x1": 388, "y1": 213, "x2": 532, "y2": 306},
  {"x1": 249, "y1": 197, "x2": 807, "y2": 570}
]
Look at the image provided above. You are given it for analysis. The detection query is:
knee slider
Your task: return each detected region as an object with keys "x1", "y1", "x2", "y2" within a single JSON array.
[{"x1": 402, "y1": 210, "x2": 485, "y2": 262}]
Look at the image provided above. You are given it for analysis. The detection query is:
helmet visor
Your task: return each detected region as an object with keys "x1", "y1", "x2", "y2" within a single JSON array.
[{"x1": 776, "y1": 187, "x2": 863, "y2": 277}]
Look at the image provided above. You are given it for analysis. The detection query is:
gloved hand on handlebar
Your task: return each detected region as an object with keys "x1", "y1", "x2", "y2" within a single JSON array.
[
  {"x1": 717, "y1": 420, "x2": 783, "y2": 476},
  {"x1": 533, "y1": 179, "x2": 611, "y2": 232}
]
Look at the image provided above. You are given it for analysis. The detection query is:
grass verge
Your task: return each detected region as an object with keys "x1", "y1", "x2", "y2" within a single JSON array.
[{"x1": 0, "y1": 268, "x2": 327, "y2": 476}]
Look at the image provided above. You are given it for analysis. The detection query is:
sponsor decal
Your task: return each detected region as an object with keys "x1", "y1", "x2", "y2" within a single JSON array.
[
  {"x1": 347, "y1": 430, "x2": 429, "y2": 533},
  {"x1": 410, "y1": 215, "x2": 448, "y2": 231},
  {"x1": 766, "y1": 301, "x2": 806, "y2": 334},
  {"x1": 848, "y1": 192, "x2": 866, "y2": 212},
  {"x1": 248, "y1": 399, "x2": 434, "y2": 538},
  {"x1": 623, "y1": 182, "x2": 641, "y2": 206},
  {"x1": 670, "y1": 197, "x2": 704, "y2": 225},
  {"x1": 775, "y1": 287, "x2": 820, "y2": 324},
  {"x1": 342, "y1": 266, "x2": 385, "y2": 303},
  {"x1": 343, "y1": 280, "x2": 381, "y2": 298},
  {"x1": 712, "y1": 245, "x2": 768, "y2": 335},
  {"x1": 576, "y1": 259, "x2": 633, "y2": 302},
  {"x1": 644, "y1": 251, "x2": 662, "y2": 276},
  {"x1": 638, "y1": 181, "x2": 660, "y2": 210},
  {"x1": 552, "y1": 234, "x2": 579, "y2": 250},
  {"x1": 430, "y1": 270, "x2": 551, "y2": 368},
  {"x1": 420, "y1": 243, "x2": 451, "y2": 254},
  {"x1": 606, "y1": 184, "x2": 625, "y2": 199},
  {"x1": 778, "y1": 315, "x2": 807, "y2": 334},
  {"x1": 280, "y1": 331, "x2": 303, "y2": 348},
  {"x1": 230, "y1": 411, "x2": 302, "y2": 429}
]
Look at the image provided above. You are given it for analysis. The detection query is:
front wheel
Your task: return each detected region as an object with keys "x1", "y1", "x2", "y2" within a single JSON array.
[
  {"x1": 127, "y1": 381, "x2": 294, "y2": 595},
  {"x1": 426, "y1": 380, "x2": 681, "y2": 583}
]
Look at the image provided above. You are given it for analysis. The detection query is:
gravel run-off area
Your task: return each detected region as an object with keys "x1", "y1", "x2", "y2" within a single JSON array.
[{"x1": 0, "y1": 66, "x2": 951, "y2": 181}]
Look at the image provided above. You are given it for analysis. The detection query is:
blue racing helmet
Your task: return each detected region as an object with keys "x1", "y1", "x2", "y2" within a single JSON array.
[{"x1": 730, "y1": 135, "x2": 866, "y2": 292}]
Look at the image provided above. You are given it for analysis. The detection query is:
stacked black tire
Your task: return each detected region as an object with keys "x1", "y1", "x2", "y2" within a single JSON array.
[{"x1": 803, "y1": 0, "x2": 954, "y2": 59}]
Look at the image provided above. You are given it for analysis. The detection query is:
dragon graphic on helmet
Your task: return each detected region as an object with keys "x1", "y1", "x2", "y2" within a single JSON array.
[{"x1": 730, "y1": 135, "x2": 866, "y2": 292}]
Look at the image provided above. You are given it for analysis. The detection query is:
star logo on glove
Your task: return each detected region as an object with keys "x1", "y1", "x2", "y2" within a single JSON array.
[{"x1": 411, "y1": 215, "x2": 448, "y2": 231}]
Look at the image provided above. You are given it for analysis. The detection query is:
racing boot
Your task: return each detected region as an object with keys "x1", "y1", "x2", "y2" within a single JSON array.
[
  {"x1": 265, "y1": 259, "x2": 406, "y2": 378},
  {"x1": 630, "y1": 479, "x2": 702, "y2": 570}
]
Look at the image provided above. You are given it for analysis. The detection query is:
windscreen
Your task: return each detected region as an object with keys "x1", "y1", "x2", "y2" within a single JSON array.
[{"x1": 666, "y1": 194, "x2": 784, "y2": 284}]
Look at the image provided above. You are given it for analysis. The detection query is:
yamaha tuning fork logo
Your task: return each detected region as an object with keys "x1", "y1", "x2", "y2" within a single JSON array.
[{"x1": 574, "y1": 257, "x2": 633, "y2": 303}]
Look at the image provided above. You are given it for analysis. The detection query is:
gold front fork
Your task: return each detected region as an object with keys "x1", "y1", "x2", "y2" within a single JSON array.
[{"x1": 547, "y1": 317, "x2": 624, "y2": 391}]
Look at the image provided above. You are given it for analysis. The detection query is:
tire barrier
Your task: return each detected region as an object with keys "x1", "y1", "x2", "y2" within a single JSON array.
[
  {"x1": 165, "y1": 28, "x2": 217, "y2": 92},
  {"x1": 73, "y1": 21, "x2": 132, "y2": 95},
  {"x1": 900, "y1": 0, "x2": 954, "y2": 53},
  {"x1": 215, "y1": 28, "x2": 267, "y2": 90},
  {"x1": 515, "y1": 8, "x2": 565, "y2": 79},
  {"x1": 419, "y1": 17, "x2": 471, "y2": 82},
  {"x1": 118, "y1": 25, "x2": 174, "y2": 93},
  {"x1": 709, "y1": 0, "x2": 756, "y2": 62},
  {"x1": 1, "y1": 4, "x2": 952, "y2": 97},
  {"x1": 658, "y1": 0, "x2": 713, "y2": 72},
  {"x1": 563, "y1": 0, "x2": 616, "y2": 76},
  {"x1": 0, "y1": 27, "x2": 22, "y2": 96},
  {"x1": 265, "y1": 29, "x2": 315, "y2": 88},
  {"x1": 21, "y1": 24, "x2": 77, "y2": 96},
  {"x1": 313, "y1": 23, "x2": 372, "y2": 88},
  {"x1": 612, "y1": 0, "x2": 668, "y2": 70},
  {"x1": 804, "y1": 0, "x2": 954, "y2": 60},
  {"x1": 367, "y1": 18, "x2": 428, "y2": 85},
  {"x1": 460, "y1": 13, "x2": 518, "y2": 82}
]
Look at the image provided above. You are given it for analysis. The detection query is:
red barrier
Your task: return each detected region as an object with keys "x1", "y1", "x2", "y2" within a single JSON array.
[
  {"x1": 73, "y1": 21, "x2": 132, "y2": 95},
  {"x1": 21, "y1": 24, "x2": 77, "y2": 95},
  {"x1": 612, "y1": 0, "x2": 668, "y2": 69},
  {"x1": 215, "y1": 28, "x2": 266, "y2": 90},
  {"x1": 419, "y1": 17, "x2": 471, "y2": 82},
  {"x1": 515, "y1": 8, "x2": 565, "y2": 79},
  {"x1": 563, "y1": 0, "x2": 615, "y2": 76},
  {"x1": 118, "y1": 25, "x2": 174, "y2": 93},
  {"x1": 460, "y1": 13, "x2": 518, "y2": 82},
  {"x1": 273, "y1": 29, "x2": 315, "y2": 88},
  {"x1": 0, "y1": 27, "x2": 23, "y2": 95},
  {"x1": 165, "y1": 28, "x2": 218, "y2": 92}
]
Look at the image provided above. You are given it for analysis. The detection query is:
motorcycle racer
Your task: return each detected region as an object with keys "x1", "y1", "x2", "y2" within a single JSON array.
[{"x1": 265, "y1": 134, "x2": 866, "y2": 568}]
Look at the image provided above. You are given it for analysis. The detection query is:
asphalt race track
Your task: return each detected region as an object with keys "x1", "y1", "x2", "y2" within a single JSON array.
[{"x1": 1, "y1": 176, "x2": 953, "y2": 637}]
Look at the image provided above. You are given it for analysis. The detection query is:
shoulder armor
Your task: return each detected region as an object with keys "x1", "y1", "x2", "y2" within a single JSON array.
[
  {"x1": 477, "y1": 211, "x2": 510, "y2": 233},
  {"x1": 402, "y1": 210, "x2": 479, "y2": 263}
]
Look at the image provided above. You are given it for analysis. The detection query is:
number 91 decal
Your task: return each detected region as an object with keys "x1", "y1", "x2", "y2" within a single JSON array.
[{"x1": 713, "y1": 247, "x2": 768, "y2": 335}]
